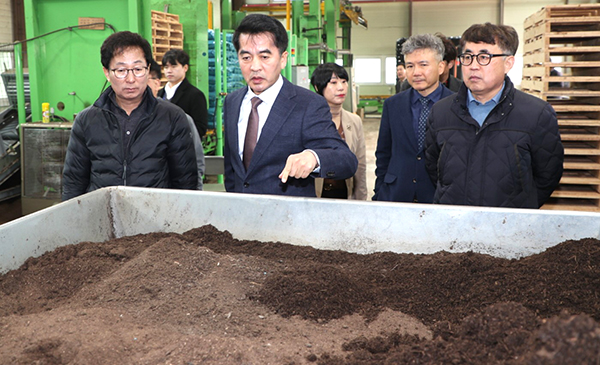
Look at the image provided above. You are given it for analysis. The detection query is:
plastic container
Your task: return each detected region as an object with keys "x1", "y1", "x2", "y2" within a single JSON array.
[{"x1": 41, "y1": 102, "x2": 50, "y2": 123}]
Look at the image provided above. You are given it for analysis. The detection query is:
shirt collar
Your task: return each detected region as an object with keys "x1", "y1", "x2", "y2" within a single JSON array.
[
  {"x1": 244, "y1": 75, "x2": 284, "y2": 105},
  {"x1": 468, "y1": 82, "x2": 505, "y2": 105},
  {"x1": 165, "y1": 80, "x2": 183, "y2": 92},
  {"x1": 411, "y1": 82, "x2": 444, "y2": 105}
]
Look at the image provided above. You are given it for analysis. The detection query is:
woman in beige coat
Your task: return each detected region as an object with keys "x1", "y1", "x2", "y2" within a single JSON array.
[{"x1": 310, "y1": 63, "x2": 367, "y2": 200}]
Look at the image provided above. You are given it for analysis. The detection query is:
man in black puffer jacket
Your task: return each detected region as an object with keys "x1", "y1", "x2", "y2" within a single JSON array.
[
  {"x1": 425, "y1": 23, "x2": 563, "y2": 208},
  {"x1": 62, "y1": 31, "x2": 197, "y2": 201}
]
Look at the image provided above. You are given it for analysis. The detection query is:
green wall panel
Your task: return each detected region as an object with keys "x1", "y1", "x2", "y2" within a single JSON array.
[
  {"x1": 23, "y1": 0, "x2": 144, "y2": 122},
  {"x1": 22, "y1": 0, "x2": 208, "y2": 122}
]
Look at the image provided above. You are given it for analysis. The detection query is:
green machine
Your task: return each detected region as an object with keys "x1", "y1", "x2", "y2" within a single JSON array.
[
  {"x1": 230, "y1": 0, "x2": 366, "y2": 81},
  {"x1": 289, "y1": 0, "x2": 366, "y2": 76},
  {"x1": 20, "y1": 0, "x2": 208, "y2": 124}
]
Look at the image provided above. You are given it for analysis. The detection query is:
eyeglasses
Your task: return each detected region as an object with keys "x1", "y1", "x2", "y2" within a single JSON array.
[
  {"x1": 110, "y1": 66, "x2": 148, "y2": 79},
  {"x1": 458, "y1": 53, "x2": 511, "y2": 66}
]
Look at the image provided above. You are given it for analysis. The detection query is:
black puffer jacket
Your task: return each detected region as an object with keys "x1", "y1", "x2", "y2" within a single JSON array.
[
  {"x1": 425, "y1": 77, "x2": 564, "y2": 208},
  {"x1": 62, "y1": 87, "x2": 197, "y2": 201}
]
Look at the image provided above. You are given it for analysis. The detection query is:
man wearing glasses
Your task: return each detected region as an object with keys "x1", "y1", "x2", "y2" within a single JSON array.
[
  {"x1": 424, "y1": 23, "x2": 563, "y2": 208},
  {"x1": 62, "y1": 31, "x2": 197, "y2": 200}
]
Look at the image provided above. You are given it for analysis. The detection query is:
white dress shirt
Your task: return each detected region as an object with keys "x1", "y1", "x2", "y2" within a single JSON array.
[
  {"x1": 236, "y1": 75, "x2": 321, "y2": 170},
  {"x1": 237, "y1": 75, "x2": 284, "y2": 159},
  {"x1": 163, "y1": 80, "x2": 182, "y2": 100}
]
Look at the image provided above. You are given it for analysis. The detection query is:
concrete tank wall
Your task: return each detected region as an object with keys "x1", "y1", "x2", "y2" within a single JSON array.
[{"x1": 2, "y1": 186, "x2": 600, "y2": 273}]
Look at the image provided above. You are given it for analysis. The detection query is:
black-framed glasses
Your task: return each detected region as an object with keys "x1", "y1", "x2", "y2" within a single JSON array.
[
  {"x1": 458, "y1": 53, "x2": 511, "y2": 66},
  {"x1": 110, "y1": 66, "x2": 149, "y2": 79}
]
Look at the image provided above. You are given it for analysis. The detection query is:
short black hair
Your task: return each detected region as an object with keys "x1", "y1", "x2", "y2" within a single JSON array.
[
  {"x1": 233, "y1": 14, "x2": 288, "y2": 55},
  {"x1": 162, "y1": 49, "x2": 190, "y2": 67},
  {"x1": 100, "y1": 31, "x2": 152, "y2": 69},
  {"x1": 310, "y1": 63, "x2": 349, "y2": 96},
  {"x1": 149, "y1": 59, "x2": 161, "y2": 79},
  {"x1": 460, "y1": 23, "x2": 519, "y2": 55},
  {"x1": 435, "y1": 33, "x2": 458, "y2": 64}
]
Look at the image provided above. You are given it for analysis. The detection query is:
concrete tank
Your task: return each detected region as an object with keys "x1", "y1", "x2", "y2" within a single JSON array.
[{"x1": 1, "y1": 186, "x2": 600, "y2": 274}]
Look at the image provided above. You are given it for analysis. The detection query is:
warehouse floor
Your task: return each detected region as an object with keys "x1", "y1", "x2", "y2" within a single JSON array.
[{"x1": 0, "y1": 116, "x2": 381, "y2": 226}]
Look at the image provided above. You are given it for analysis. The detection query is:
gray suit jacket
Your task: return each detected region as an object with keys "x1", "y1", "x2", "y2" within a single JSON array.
[{"x1": 223, "y1": 78, "x2": 358, "y2": 196}]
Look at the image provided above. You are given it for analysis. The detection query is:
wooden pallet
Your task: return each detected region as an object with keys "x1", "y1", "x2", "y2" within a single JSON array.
[
  {"x1": 151, "y1": 10, "x2": 184, "y2": 63},
  {"x1": 524, "y1": 5, "x2": 600, "y2": 211}
]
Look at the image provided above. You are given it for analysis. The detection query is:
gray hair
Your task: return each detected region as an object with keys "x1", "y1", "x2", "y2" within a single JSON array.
[{"x1": 401, "y1": 34, "x2": 444, "y2": 62}]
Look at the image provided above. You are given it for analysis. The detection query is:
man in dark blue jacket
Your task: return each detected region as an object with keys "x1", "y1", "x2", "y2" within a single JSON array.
[
  {"x1": 62, "y1": 31, "x2": 197, "y2": 201},
  {"x1": 425, "y1": 23, "x2": 563, "y2": 208},
  {"x1": 374, "y1": 34, "x2": 454, "y2": 203}
]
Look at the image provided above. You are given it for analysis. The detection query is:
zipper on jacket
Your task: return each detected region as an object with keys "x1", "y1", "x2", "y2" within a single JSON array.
[
  {"x1": 437, "y1": 142, "x2": 446, "y2": 184},
  {"x1": 101, "y1": 90, "x2": 160, "y2": 188},
  {"x1": 101, "y1": 108, "x2": 128, "y2": 186},
  {"x1": 514, "y1": 144, "x2": 526, "y2": 192},
  {"x1": 122, "y1": 159, "x2": 127, "y2": 186},
  {"x1": 117, "y1": 103, "x2": 157, "y2": 187}
]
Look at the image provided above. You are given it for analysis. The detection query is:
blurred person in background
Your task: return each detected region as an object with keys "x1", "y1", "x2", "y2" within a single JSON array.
[
  {"x1": 158, "y1": 49, "x2": 209, "y2": 137},
  {"x1": 436, "y1": 33, "x2": 463, "y2": 92},
  {"x1": 150, "y1": 60, "x2": 205, "y2": 190},
  {"x1": 395, "y1": 62, "x2": 406, "y2": 94},
  {"x1": 311, "y1": 63, "x2": 367, "y2": 200}
]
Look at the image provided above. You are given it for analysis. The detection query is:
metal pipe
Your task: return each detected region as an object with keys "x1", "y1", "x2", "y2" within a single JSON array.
[
  {"x1": 241, "y1": 3, "x2": 308, "y2": 12},
  {"x1": 214, "y1": 29, "x2": 224, "y2": 184},
  {"x1": 499, "y1": 0, "x2": 504, "y2": 24},
  {"x1": 208, "y1": 1, "x2": 213, "y2": 29},
  {"x1": 14, "y1": 43, "x2": 26, "y2": 125},
  {"x1": 409, "y1": 0, "x2": 412, "y2": 36},
  {"x1": 286, "y1": 0, "x2": 291, "y2": 30}
]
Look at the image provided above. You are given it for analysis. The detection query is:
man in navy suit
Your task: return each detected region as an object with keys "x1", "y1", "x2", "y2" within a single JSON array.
[
  {"x1": 223, "y1": 14, "x2": 357, "y2": 196},
  {"x1": 373, "y1": 34, "x2": 455, "y2": 203}
]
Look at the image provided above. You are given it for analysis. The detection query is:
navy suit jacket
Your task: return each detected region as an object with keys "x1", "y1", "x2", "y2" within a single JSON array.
[
  {"x1": 223, "y1": 78, "x2": 358, "y2": 196},
  {"x1": 373, "y1": 85, "x2": 454, "y2": 203}
]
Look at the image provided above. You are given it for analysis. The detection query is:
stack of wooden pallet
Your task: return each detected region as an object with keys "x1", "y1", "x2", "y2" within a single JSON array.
[
  {"x1": 151, "y1": 10, "x2": 184, "y2": 64},
  {"x1": 522, "y1": 4, "x2": 600, "y2": 212}
]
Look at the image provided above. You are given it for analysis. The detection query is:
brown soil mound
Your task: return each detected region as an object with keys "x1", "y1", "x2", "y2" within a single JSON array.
[{"x1": 1, "y1": 225, "x2": 599, "y2": 364}]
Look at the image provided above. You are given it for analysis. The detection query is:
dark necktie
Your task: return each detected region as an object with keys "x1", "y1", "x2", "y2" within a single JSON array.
[
  {"x1": 243, "y1": 97, "x2": 263, "y2": 170},
  {"x1": 418, "y1": 97, "x2": 431, "y2": 150}
]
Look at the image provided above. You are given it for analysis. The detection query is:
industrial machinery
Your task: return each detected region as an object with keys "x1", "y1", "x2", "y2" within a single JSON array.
[
  {"x1": 11, "y1": 0, "x2": 211, "y2": 213},
  {"x1": 237, "y1": 0, "x2": 367, "y2": 110},
  {"x1": 0, "y1": 48, "x2": 30, "y2": 203},
  {"x1": 0, "y1": 108, "x2": 20, "y2": 202}
]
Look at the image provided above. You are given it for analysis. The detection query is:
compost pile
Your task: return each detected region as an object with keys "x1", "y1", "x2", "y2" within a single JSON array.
[{"x1": 1, "y1": 225, "x2": 599, "y2": 364}]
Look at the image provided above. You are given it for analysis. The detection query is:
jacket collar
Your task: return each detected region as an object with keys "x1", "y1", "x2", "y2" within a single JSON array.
[
  {"x1": 457, "y1": 75, "x2": 514, "y2": 106},
  {"x1": 453, "y1": 76, "x2": 515, "y2": 127},
  {"x1": 95, "y1": 86, "x2": 158, "y2": 115}
]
